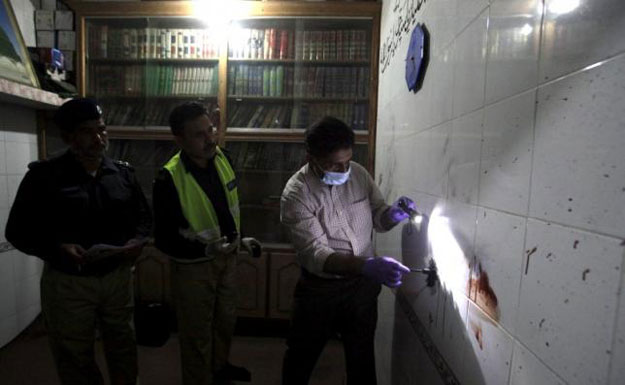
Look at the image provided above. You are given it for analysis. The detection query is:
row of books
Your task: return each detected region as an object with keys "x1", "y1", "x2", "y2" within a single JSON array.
[
  {"x1": 226, "y1": 141, "x2": 307, "y2": 172},
  {"x1": 228, "y1": 103, "x2": 368, "y2": 130},
  {"x1": 102, "y1": 100, "x2": 218, "y2": 126},
  {"x1": 229, "y1": 28, "x2": 368, "y2": 62},
  {"x1": 90, "y1": 64, "x2": 219, "y2": 97},
  {"x1": 88, "y1": 25, "x2": 220, "y2": 59},
  {"x1": 228, "y1": 64, "x2": 292, "y2": 97},
  {"x1": 228, "y1": 64, "x2": 369, "y2": 99}
]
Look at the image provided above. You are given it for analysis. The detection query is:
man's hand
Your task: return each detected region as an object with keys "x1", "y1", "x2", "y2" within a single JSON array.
[
  {"x1": 59, "y1": 243, "x2": 86, "y2": 265},
  {"x1": 387, "y1": 196, "x2": 416, "y2": 224},
  {"x1": 205, "y1": 236, "x2": 239, "y2": 257},
  {"x1": 241, "y1": 237, "x2": 262, "y2": 258},
  {"x1": 361, "y1": 256, "x2": 410, "y2": 287},
  {"x1": 123, "y1": 238, "x2": 147, "y2": 259}
]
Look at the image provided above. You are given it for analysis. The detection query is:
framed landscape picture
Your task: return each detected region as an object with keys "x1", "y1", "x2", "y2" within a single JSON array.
[{"x1": 0, "y1": 0, "x2": 39, "y2": 87}]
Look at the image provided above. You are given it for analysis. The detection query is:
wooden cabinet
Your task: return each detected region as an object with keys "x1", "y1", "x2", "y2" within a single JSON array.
[
  {"x1": 236, "y1": 250, "x2": 268, "y2": 318},
  {"x1": 268, "y1": 252, "x2": 300, "y2": 319},
  {"x1": 236, "y1": 249, "x2": 300, "y2": 319}
]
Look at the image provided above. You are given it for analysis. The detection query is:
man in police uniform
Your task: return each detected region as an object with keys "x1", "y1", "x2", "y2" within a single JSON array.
[
  {"x1": 5, "y1": 98, "x2": 152, "y2": 385},
  {"x1": 153, "y1": 102, "x2": 260, "y2": 385}
]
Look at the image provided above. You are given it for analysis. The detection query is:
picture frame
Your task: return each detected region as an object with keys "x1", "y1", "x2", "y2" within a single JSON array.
[{"x1": 0, "y1": 0, "x2": 40, "y2": 88}]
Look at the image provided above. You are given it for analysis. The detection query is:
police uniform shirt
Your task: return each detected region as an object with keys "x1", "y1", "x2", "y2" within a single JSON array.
[{"x1": 5, "y1": 150, "x2": 152, "y2": 275}]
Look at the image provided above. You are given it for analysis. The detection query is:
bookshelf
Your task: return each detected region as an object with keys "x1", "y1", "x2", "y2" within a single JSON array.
[{"x1": 70, "y1": 1, "x2": 380, "y2": 319}]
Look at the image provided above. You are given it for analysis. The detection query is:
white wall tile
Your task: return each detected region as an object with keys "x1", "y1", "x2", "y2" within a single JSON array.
[
  {"x1": 5, "y1": 141, "x2": 36, "y2": 175},
  {"x1": 3, "y1": 107, "x2": 36, "y2": 141},
  {"x1": 430, "y1": 200, "x2": 476, "y2": 295},
  {"x1": 16, "y1": 304, "x2": 40, "y2": 334},
  {"x1": 0, "y1": 177, "x2": 9, "y2": 210},
  {"x1": 479, "y1": 90, "x2": 535, "y2": 216},
  {"x1": 13, "y1": 252, "x2": 42, "y2": 282},
  {"x1": 0, "y1": 208, "x2": 8, "y2": 242},
  {"x1": 530, "y1": 55, "x2": 625, "y2": 238},
  {"x1": 435, "y1": 289, "x2": 471, "y2": 379},
  {"x1": 15, "y1": 275, "x2": 41, "y2": 312},
  {"x1": 464, "y1": 302, "x2": 514, "y2": 385},
  {"x1": 448, "y1": 109, "x2": 483, "y2": 204},
  {"x1": 485, "y1": 0, "x2": 541, "y2": 104},
  {"x1": 474, "y1": 208, "x2": 526, "y2": 333},
  {"x1": 608, "y1": 266, "x2": 625, "y2": 385},
  {"x1": 422, "y1": 0, "x2": 457, "y2": 52},
  {"x1": 454, "y1": 0, "x2": 490, "y2": 40},
  {"x1": 517, "y1": 219, "x2": 622, "y2": 385},
  {"x1": 0, "y1": 139, "x2": 6, "y2": 174},
  {"x1": 510, "y1": 342, "x2": 566, "y2": 385},
  {"x1": 0, "y1": 315, "x2": 18, "y2": 348},
  {"x1": 378, "y1": 1, "x2": 625, "y2": 384},
  {"x1": 7, "y1": 174, "x2": 24, "y2": 206},
  {"x1": 427, "y1": 123, "x2": 452, "y2": 198},
  {"x1": 4, "y1": 131, "x2": 37, "y2": 144},
  {"x1": 540, "y1": 0, "x2": 625, "y2": 82},
  {"x1": 410, "y1": 129, "x2": 435, "y2": 196},
  {"x1": 0, "y1": 279, "x2": 17, "y2": 320},
  {"x1": 424, "y1": 47, "x2": 454, "y2": 129},
  {"x1": 383, "y1": 298, "x2": 448, "y2": 385},
  {"x1": 0, "y1": 249, "x2": 15, "y2": 289},
  {"x1": 452, "y1": 9, "x2": 488, "y2": 118}
]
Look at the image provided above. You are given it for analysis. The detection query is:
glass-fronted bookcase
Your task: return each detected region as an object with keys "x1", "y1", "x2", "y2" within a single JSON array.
[{"x1": 71, "y1": 1, "x2": 380, "y2": 319}]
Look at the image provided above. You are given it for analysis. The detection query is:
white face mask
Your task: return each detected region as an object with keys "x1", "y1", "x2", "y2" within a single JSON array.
[{"x1": 321, "y1": 167, "x2": 351, "y2": 185}]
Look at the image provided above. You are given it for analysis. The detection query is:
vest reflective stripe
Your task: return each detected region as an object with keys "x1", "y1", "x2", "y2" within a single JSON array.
[{"x1": 164, "y1": 148, "x2": 240, "y2": 243}]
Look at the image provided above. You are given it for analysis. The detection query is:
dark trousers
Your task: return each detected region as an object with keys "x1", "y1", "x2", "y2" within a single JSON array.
[{"x1": 282, "y1": 271, "x2": 381, "y2": 385}]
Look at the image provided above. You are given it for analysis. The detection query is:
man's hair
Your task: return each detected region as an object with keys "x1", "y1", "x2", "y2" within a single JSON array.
[
  {"x1": 169, "y1": 102, "x2": 211, "y2": 136},
  {"x1": 305, "y1": 116, "x2": 355, "y2": 158}
]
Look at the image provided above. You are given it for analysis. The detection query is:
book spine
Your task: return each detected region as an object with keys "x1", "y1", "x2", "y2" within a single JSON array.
[
  {"x1": 279, "y1": 29, "x2": 288, "y2": 60},
  {"x1": 276, "y1": 65, "x2": 284, "y2": 97}
]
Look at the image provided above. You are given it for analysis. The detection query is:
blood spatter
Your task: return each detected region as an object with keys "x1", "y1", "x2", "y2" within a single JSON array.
[
  {"x1": 470, "y1": 321, "x2": 483, "y2": 350},
  {"x1": 467, "y1": 263, "x2": 499, "y2": 321}
]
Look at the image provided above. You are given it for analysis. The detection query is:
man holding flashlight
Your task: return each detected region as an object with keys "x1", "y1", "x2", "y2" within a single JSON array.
[{"x1": 280, "y1": 116, "x2": 416, "y2": 385}]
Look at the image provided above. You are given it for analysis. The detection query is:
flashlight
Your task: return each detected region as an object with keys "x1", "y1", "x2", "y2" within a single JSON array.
[
  {"x1": 397, "y1": 198, "x2": 419, "y2": 219},
  {"x1": 408, "y1": 266, "x2": 438, "y2": 287}
]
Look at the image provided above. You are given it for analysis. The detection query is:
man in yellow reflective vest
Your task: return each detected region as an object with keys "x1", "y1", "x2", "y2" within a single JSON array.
[{"x1": 153, "y1": 102, "x2": 261, "y2": 385}]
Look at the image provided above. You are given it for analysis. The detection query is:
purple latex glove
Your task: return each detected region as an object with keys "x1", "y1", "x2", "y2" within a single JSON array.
[
  {"x1": 387, "y1": 196, "x2": 417, "y2": 224},
  {"x1": 362, "y1": 256, "x2": 411, "y2": 287}
]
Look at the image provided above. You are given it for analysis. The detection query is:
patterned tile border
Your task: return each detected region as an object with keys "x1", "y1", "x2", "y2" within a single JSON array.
[{"x1": 396, "y1": 289, "x2": 461, "y2": 385}]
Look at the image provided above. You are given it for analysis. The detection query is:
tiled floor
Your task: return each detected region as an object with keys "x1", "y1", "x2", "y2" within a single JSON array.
[{"x1": 0, "y1": 317, "x2": 346, "y2": 385}]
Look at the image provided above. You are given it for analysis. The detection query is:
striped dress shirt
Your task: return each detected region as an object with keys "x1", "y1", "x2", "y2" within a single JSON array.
[{"x1": 280, "y1": 161, "x2": 391, "y2": 278}]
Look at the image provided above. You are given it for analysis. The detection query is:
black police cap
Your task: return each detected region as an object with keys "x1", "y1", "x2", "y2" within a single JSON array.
[{"x1": 54, "y1": 98, "x2": 103, "y2": 132}]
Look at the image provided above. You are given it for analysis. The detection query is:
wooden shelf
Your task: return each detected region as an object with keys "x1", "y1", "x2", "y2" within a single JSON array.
[
  {"x1": 228, "y1": 95, "x2": 368, "y2": 103},
  {"x1": 225, "y1": 128, "x2": 369, "y2": 143},
  {"x1": 228, "y1": 58, "x2": 369, "y2": 66},
  {"x1": 95, "y1": 95, "x2": 218, "y2": 100},
  {"x1": 0, "y1": 78, "x2": 67, "y2": 110},
  {"x1": 107, "y1": 126, "x2": 173, "y2": 140},
  {"x1": 88, "y1": 58, "x2": 219, "y2": 65},
  {"x1": 107, "y1": 127, "x2": 367, "y2": 144}
]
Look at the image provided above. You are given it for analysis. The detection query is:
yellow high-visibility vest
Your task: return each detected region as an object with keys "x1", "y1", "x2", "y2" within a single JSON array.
[{"x1": 164, "y1": 147, "x2": 240, "y2": 243}]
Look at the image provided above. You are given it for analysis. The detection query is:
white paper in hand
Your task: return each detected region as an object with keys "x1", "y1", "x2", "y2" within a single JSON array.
[{"x1": 83, "y1": 244, "x2": 128, "y2": 262}]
